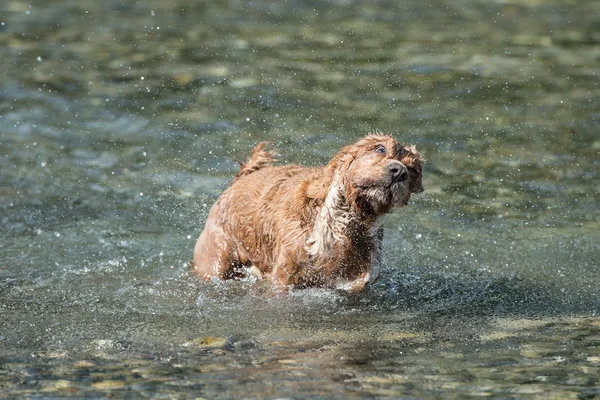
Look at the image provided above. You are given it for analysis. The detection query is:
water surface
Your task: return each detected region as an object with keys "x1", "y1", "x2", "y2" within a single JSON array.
[{"x1": 1, "y1": 0, "x2": 599, "y2": 398}]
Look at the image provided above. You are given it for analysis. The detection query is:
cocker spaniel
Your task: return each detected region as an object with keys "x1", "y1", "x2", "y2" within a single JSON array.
[{"x1": 193, "y1": 134, "x2": 423, "y2": 292}]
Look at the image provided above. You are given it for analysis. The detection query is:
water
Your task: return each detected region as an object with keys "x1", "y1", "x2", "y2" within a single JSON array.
[{"x1": 1, "y1": 0, "x2": 599, "y2": 397}]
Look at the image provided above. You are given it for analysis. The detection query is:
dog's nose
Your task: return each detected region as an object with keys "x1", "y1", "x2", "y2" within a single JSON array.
[{"x1": 388, "y1": 161, "x2": 408, "y2": 183}]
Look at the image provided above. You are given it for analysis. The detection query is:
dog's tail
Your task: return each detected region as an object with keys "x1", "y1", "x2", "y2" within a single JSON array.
[{"x1": 235, "y1": 142, "x2": 275, "y2": 179}]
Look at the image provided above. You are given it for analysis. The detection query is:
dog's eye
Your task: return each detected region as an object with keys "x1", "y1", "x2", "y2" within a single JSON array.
[{"x1": 374, "y1": 145, "x2": 386, "y2": 154}]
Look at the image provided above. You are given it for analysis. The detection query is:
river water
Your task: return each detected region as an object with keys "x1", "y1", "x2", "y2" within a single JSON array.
[{"x1": 1, "y1": 0, "x2": 599, "y2": 398}]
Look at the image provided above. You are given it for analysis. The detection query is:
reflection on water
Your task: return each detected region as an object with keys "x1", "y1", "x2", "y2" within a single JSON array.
[{"x1": 1, "y1": 0, "x2": 599, "y2": 397}]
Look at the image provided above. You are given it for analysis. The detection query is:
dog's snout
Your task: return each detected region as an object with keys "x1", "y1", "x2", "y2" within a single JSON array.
[{"x1": 388, "y1": 161, "x2": 408, "y2": 183}]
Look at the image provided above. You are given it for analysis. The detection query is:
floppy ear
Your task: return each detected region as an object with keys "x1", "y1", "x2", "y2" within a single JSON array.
[
  {"x1": 328, "y1": 146, "x2": 355, "y2": 171},
  {"x1": 304, "y1": 170, "x2": 350, "y2": 257},
  {"x1": 304, "y1": 145, "x2": 356, "y2": 201},
  {"x1": 327, "y1": 143, "x2": 361, "y2": 184},
  {"x1": 303, "y1": 145, "x2": 359, "y2": 257},
  {"x1": 405, "y1": 145, "x2": 424, "y2": 162}
]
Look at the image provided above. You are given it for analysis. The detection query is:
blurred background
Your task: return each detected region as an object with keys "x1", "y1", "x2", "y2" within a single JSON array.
[{"x1": 1, "y1": 0, "x2": 599, "y2": 397}]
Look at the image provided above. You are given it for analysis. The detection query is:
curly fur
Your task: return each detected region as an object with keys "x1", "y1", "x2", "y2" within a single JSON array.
[{"x1": 193, "y1": 134, "x2": 424, "y2": 292}]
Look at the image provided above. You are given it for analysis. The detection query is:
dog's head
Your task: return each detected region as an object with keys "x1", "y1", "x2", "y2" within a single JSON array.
[{"x1": 330, "y1": 135, "x2": 424, "y2": 215}]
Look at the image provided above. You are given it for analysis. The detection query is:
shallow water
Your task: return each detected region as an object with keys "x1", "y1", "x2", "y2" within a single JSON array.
[{"x1": 1, "y1": 0, "x2": 599, "y2": 398}]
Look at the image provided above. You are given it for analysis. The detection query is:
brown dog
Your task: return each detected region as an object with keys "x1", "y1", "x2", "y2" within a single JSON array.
[{"x1": 193, "y1": 134, "x2": 423, "y2": 292}]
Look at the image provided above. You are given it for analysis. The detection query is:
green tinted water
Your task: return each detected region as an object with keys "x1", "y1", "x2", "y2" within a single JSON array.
[{"x1": 1, "y1": 0, "x2": 599, "y2": 398}]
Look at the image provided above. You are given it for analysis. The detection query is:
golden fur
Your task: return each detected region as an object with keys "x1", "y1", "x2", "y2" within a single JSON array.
[{"x1": 193, "y1": 134, "x2": 424, "y2": 292}]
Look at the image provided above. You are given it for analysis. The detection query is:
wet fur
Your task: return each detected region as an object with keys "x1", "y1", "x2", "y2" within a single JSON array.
[{"x1": 193, "y1": 134, "x2": 424, "y2": 292}]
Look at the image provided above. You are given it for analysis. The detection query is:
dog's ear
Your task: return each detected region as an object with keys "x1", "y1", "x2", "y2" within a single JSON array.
[
  {"x1": 405, "y1": 145, "x2": 424, "y2": 162},
  {"x1": 303, "y1": 147, "x2": 354, "y2": 201},
  {"x1": 304, "y1": 175, "x2": 329, "y2": 200},
  {"x1": 328, "y1": 145, "x2": 357, "y2": 173},
  {"x1": 305, "y1": 170, "x2": 349, "y2": 257}
]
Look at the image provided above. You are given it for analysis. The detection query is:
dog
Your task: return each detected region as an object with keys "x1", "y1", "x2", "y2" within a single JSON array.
[{"x1": 193, "y1": 134, "x2": 423, "y2": 292}]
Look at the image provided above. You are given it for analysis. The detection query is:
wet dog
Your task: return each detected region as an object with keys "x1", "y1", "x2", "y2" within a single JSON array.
[{"x1": 193, "y1": 134, "x2": 423, "y2": 292}]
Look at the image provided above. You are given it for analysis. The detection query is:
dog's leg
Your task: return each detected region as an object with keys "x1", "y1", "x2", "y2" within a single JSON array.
[
  {"x1": 368, "y1": 225, "x2": 384, "y2": 285},
  {"x1": 193, "y1": 222, "x2": 237, "y2": 280},
  {"x1": 336, "y1": 270, "x2": 370, "y2": 293}
]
